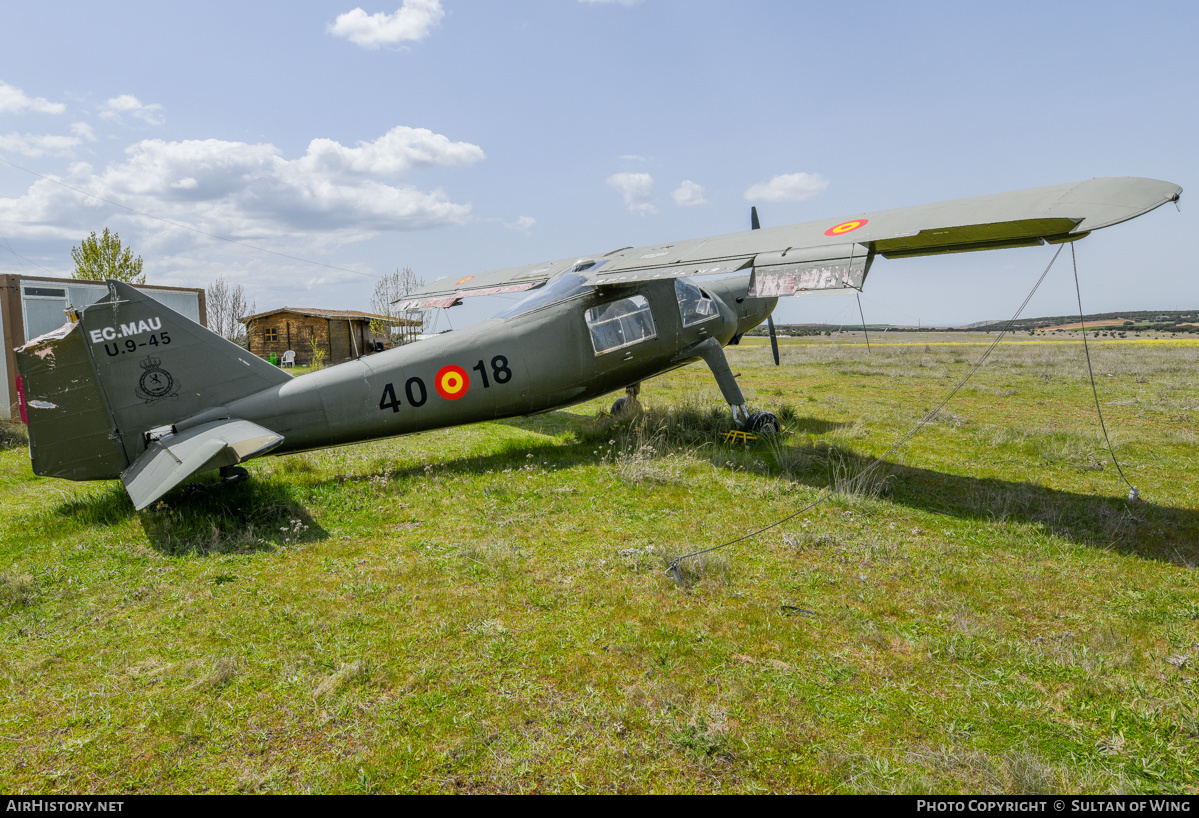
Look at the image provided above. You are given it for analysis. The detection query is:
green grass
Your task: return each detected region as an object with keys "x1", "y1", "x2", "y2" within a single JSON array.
[{"x1": 1, "y1": 333, "x2": 1197, "y2": 793}]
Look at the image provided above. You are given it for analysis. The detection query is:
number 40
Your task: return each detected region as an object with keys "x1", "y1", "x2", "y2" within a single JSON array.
[{"x1": 378, "y1": 355, "x2": 512, "y2": 413}]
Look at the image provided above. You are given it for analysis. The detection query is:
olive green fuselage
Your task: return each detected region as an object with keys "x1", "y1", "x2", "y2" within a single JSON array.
[{"x1": 228, "y1": 275, "x2": 774, "y2": 455}]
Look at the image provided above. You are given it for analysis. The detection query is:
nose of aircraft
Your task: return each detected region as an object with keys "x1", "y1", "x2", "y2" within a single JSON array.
[
  {"x1": 735, "y1": 295, "x2": 777, "y2": 337},
  {"x1": 703, "y1": 274, "x2": 778, "y2": 340}
]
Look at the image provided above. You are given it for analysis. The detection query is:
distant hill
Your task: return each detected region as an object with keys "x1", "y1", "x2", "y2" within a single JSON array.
[
  {"x1": 752, "y1": 309, "x2": 1199, "y2": 336},
  {"x1": 972, "y1": 309, "x2": 1199, "y2": 333}
]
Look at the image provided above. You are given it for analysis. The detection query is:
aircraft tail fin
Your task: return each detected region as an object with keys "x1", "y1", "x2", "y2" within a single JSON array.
[{"x1": 15, "y1": 279, "x2": 291, "y2": 482}]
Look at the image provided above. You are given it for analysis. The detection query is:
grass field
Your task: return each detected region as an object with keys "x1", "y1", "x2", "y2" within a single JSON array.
[{"x1": 1, "y1": 333, "x2": 1196, "y2": 794}]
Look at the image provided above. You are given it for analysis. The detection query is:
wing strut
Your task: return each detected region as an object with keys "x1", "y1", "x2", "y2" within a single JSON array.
[{"x1": 856, "y1": 293, "x2": 871, "y2": 353}]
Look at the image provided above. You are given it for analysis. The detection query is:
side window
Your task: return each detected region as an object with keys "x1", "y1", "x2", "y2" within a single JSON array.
[
  {"x1": 675, "y1": 278, "x2": 719, "y2": 327},
  {"x1": 585, "y1": 295, "x2": 656, "y2": 355}
]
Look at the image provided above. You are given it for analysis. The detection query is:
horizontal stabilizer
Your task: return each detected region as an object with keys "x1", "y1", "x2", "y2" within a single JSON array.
[{"x1": 121, "y1": 419, "x2": 284, "y2": 510}]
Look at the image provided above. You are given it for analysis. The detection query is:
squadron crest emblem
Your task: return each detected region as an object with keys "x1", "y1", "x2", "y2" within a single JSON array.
[{"x1": 134, "y1": 356, "x2": 180, "y2": 404}]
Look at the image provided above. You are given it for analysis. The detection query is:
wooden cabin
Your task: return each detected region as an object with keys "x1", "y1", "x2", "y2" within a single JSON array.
[{"x1": 240, "y1": 307, "x2": 420, "y2": 367}]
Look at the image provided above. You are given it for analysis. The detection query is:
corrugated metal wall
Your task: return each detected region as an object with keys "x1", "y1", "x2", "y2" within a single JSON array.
[{"x1": 1, "y1": 275, "x2": 206, "y2": 419}]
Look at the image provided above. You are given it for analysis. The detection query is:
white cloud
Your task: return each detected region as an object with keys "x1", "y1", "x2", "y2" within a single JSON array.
[
  {"x1": 483, "y1": 214, "x2": 536, "y2": 233},
  {"x1": 744, "y1": 172, "x2": 829, "y2": 203},
  {"x1": 0, "y1": 132, "x2": 82, "y2": 157},
  {"x1": 607, "y1": 171, "x2": 656, "y2": 215},
  {"x1": 330, "y1": 1, "x2": 445, "y2": 48},
  {"x1": 100, "y1": 95, "x2": 165, "y2": 126},
  {"x1": 296, "y1": 125, "x2": 484, "y2": 177},
  {"x1": 0, "y1": 161, "x2": 110, "y2": 241},
  {"x1": 104, "y1": 95, "x2": 144, "y2": 113},
  {"x1": 0, "y1": 125, "x2": 485, "y2": 242},
  {"x1": 0, "y1": 81, "x2": 66, "y2": 115},
  {"x1": 70, "y1": 122, "x2": 97, "y2": 141},
  {"x1": 671, "y1": 180, "x2": 708, "y2": 207}
]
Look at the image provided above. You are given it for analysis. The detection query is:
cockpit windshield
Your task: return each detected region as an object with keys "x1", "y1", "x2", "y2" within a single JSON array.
[
  {"x1": 494, "y1": 274, "x2": 595, "y2": 320},
  {"x1": 675, "y1": 277, "x2": 720, "y2": 327}
]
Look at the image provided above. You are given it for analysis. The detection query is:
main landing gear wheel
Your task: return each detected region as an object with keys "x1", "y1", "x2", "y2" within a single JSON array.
[
  {"x1": 746, "y1": 410, "x2": 780, "y2": 435},
  {"x1": 220, "y1": 465, "x2": 250, "y2": 485},
  {"x1": 611, "y1": 383, "x2": 641, "y2": 416}
]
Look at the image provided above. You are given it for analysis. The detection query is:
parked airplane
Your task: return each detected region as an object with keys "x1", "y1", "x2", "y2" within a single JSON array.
[{"x1": 15, "y1": 177, "x2": 1181, "y2": 510}]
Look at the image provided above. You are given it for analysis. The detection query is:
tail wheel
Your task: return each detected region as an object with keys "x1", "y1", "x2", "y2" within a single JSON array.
[
  {"x1": 746, "y1": 410, "x2": 780, "y2": 435},
  {"x1": 611, "y1": 397, "x2": 628, "y2": 415}
]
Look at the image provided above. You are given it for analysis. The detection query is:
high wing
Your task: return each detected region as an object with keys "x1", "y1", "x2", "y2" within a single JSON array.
[
  {"x1": 400, "y1": 177, "x2": 1181, "y2": 307},
  {"x1": 395, "y1": 257, "x2": 581, "y2": 310}
]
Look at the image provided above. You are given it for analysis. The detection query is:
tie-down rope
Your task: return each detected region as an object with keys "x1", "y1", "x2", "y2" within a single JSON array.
[{"x1": 668, "y1": 242, "x2": 1100, "y2": 585}]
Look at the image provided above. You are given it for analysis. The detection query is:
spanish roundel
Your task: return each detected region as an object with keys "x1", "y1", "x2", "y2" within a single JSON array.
[
  {"x1": 824, "y1": 219, "x2": 868, "y2": 237},
  {"x1": 435, "y1": 365, "x2": 470, "y2": 400}
]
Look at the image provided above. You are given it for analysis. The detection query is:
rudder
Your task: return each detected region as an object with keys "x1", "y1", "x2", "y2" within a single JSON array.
[{"x1": 16, "y1": 321, "x2": 128, "y2": 480}]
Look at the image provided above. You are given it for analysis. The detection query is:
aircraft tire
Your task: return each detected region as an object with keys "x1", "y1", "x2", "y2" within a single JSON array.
[
  {"x1": 221, "y1": 466, "x2": 250, "y2": 484},
  {"x1": 611, "y1": 397, "x2": 628, "y2": 416},
  {"x1": 746, "y1": 410, "x2": 780, "y2": 435}
]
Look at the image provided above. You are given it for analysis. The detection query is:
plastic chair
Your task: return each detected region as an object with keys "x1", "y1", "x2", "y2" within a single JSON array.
[{"x1": 281, "y1": 350, "x2": 296, "y2": 368}]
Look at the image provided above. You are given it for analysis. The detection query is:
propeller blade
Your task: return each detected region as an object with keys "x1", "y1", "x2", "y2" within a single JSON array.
[{"x1": 753, "y1": 207, "x2": 778, "y2": 365}]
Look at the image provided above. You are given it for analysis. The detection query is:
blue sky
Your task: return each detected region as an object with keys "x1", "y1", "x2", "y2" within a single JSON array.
[{"x1": 0, "y1": 0, "x2": 1194, "y2": 326}]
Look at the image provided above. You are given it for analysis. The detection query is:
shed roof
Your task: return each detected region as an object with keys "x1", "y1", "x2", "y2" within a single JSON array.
[
  {"x1": 240, "y1": 307, "x2": 421, "y2": 326},
  {"x1": 3, "y1": 273, "x2": 205, "y2": 296}
]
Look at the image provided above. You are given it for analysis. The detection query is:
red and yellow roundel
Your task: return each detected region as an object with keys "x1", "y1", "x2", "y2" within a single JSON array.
[
  {"x1": 455, "y1": 275, "x2": 476, "y2": 286},
  {"x1": 824, "y1": 219, "x2": 868, "y2": 237},
  {"x1": 435, "y1": 365, "x2": 470, "y2": 400}
]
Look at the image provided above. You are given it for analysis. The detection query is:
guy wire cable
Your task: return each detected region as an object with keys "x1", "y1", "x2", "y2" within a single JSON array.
[
  {"x1": 667, "y1": 243, "x2": 1067, "y2": 585},
  {"x1": 1070, "y1": 243, "x2": 1138, "y2": 500}
]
